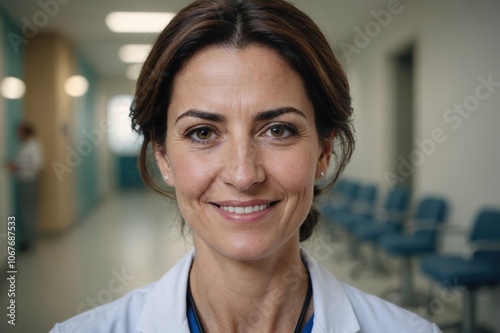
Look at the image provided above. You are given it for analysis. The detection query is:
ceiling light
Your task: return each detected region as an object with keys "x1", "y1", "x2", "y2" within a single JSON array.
[
  {"x1": 65, "y1": 75, "x2": 89, "y2": 97},
  {"x1": 105, "y1": 12, "x2": 176, "y2": 33},
  {"x1": 119, "y1": 44, "x2": 152, "y2": 63},
  {"x1": 126, "y1": 64, "x2": 143, "y2": 80},
  {"x1": 0, "y1": 77, "x2": 26, "y2": 99}
]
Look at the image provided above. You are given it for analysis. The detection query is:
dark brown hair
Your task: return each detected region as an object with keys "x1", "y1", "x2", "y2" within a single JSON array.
[{"x1": 131, "y1": 0, "x2": 354, "y2": 241}]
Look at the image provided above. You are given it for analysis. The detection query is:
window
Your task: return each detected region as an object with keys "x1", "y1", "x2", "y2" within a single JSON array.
[{"x1": 107, "y1": 95, "x2": 143, "y2": 155}]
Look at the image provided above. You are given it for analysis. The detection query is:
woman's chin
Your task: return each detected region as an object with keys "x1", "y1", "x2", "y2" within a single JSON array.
[{"x1": 209, "y1": 236, "x2": 297, "y2": 263}]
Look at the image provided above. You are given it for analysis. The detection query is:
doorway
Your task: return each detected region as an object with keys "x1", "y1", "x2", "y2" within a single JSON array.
[{"x1": 392, "y1": 45, "x2": 415, "y2": 192}]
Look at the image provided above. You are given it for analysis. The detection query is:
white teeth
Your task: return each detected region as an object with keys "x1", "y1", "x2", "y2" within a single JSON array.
[{"x1": 220, "y1": 204, "x2": 271, "y2": 214}]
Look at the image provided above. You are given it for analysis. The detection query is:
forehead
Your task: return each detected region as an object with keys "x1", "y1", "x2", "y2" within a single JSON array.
[
  {"x1": 177, "y1": 45, "x2": 294, "y2": 83},
  {"x1": 168, "y1": 45, "x2": 312, "y2": 115}
]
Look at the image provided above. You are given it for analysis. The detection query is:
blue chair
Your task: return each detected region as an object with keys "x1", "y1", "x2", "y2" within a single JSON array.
[
  {"x1": 420, "y1": 209, "x2": 500, "y2": 333},
  {"x1": 329, "y1": 184, "x2": 378, "y2": 260},
  {"x1": 317, "y1": 178, "x2": 347, "y2": 211},
  {"x1": 321, "y1": 180, "x2": 360, "y2": 230},
  {"x1": 349, "y1": 187, "x2": 410, "y2": 279},
  {"x1": 334, "y1": 184, "x2": 378, "y2": 230},
  {"x1": 379, "y1": 196, "x2": 448, "y2": 306}
]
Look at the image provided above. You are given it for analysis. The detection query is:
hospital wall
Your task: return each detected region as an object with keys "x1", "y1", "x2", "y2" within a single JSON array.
[
  {"x1": 0, "y1": 12, "x2": 107, "y2": 233},
  {"x1": 340, "y1": 0, "x2": 500, "y2": 329},
  {"x1": 0, "y1": 9, "x2": 25, "y2": 265},
  {"x1": 1, "y1": 0, "x2": 500, "y2": 329}
]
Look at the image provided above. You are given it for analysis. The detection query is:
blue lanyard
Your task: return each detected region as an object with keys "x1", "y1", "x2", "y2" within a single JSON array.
[
  {"x1": 187, "y1": 307, "x2": 314, "y2": 333},
  {"x1": 187, "y1": 273, "x2": 314, "y2": 333},
  {"x1": 187, "y1": 307, "x2": 313, "y2": 332}
]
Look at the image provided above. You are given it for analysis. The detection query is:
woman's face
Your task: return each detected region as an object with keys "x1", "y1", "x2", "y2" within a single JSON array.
[{"x1": 156, "y1": 45, "x2": 332, "y2": 261}]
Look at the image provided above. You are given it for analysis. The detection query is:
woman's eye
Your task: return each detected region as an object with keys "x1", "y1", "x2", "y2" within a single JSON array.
[
  {"x1": 187, "y1": 127, "x2": 215, "y2": 142},
  {"x1": 266, "y1": 124, "x2": 296, "y2": 139},
  {"x1": 270, "y1": 126, "x2": 285, "y2": 137}
]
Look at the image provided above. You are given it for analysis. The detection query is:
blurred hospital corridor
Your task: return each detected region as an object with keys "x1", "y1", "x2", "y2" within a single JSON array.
[
  {"x1": 0, "y1": 191, "x2": 194, "y2": 332},
  {"x1": 0, "y1": 189, "x2": 480, "y2": 332},
  {"x1": 1, "y1": 0, "x2": 500, "y2": 332}
]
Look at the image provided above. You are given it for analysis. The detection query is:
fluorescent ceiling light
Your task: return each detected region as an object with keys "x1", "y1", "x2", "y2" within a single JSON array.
[
  {"x1": 0, "y1": 77, "x2": 26, "y2": 99},
  {"x1": 65, "y1": 75, "x2": 89, "y2": 97},
  {"x1": 119, "y1": 44, "x2": 152, "y2": 63},
  {"x1": 106, "y1": 12, "x2": 176, "y2": 33}
]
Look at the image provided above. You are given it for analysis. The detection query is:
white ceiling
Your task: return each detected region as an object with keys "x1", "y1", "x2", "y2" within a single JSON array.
[{"x1": 0, "y1": 0, "x2": 389, "y2": 79}]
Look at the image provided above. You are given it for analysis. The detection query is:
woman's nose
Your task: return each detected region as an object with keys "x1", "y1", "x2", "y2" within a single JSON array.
[{"x1": 221, "y1": 139, "x2": 265, "y2": 191}]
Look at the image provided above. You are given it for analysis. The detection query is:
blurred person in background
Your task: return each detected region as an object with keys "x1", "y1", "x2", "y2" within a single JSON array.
[
  {"x1": 6, "y1": 122, "x2": 44, "y2": 252},
  {"x1": 51, "y1": 0, "x2": 441, "y2": 332}
]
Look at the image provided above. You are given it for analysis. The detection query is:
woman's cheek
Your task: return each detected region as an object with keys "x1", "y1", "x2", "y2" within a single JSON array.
[
  {"x1": 271, "y1": 150, "x2": 317, "y2": 189},
  {"x1": 173, "y1": 154, "x2": 217, "y2": 198}
]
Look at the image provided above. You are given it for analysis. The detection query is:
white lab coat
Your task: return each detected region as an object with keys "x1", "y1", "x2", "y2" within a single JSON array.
[
  {"x1": 15, "y1": 138, "x2": 44, "y2": 181},
  {"x1": 51, "y1": 250, "x2": 442, "y2": 333}
]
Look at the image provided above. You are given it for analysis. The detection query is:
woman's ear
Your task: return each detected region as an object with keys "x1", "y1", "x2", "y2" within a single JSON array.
[
  {"x1": 154, "y1": 143, "x2": 174, "y2": 186},
  {"x1": 316, "y1": 130, "x2": 336, "y2": 179}
]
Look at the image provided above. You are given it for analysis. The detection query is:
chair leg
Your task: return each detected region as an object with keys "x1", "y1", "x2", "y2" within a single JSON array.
[
  {"x1": 334, "y1": 232, "x2": 362, "y2": 263},
  {"x1": 347, "y1": 233, "x2": 361, "y2": 258},
  {"x1": 350, "y1": 244, "x2": 388, "y2": 279},
  {"x1": 401, "y1": 257, "x2": 415, "y2": 302},
  {"x1": 436, "y1": 289, "x2": 495, "y2": 333},
  {"x1": 462, "y1": 289, "x2": 475, "y2": 333},
  {"x1": 426, "y1": 282, "x2": 435, "y2": 317},
  {"x1": 381, "y1": 257, "x2": 427, "y2": 307}
]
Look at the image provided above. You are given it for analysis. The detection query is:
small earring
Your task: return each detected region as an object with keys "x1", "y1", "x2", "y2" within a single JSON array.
[
  {"x1": 320, "y1": 172, "x2": 325, "y2": 177},
  {"x1": 164, "y1": 175, "x2": 169, "y2": 182}
]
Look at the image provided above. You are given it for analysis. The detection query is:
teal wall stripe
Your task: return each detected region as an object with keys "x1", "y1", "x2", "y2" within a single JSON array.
[
  {"x1": 74, "y1": 55, "x2": 100, "y2": 221},
  {"x1": 1, "y1": 8, "x2": 25, "y2": 216}
]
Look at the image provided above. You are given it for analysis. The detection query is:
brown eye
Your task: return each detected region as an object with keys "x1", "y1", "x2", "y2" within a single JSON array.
[
  {"x1": 195, "y1": 128, "x2": 213, "y2": 140},
  {"x1": 264, "y1": 124, "x2": 298, "y2": 140},
  {"x1": 270, "y1": 125, "x2": 285, "y2": 137},
  {"x1": 186, "y1": 126, "x2": 217, "y2": 144}
]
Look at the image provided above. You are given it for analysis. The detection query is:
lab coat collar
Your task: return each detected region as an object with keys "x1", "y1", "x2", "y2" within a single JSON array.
[
  {"x1": 137, "y1": 249, "x2": 360, "y2": 333},
  {"x1": 137, "y1": 251, "x2": 193, "y2": 333},
  {"x1": 301, "y1": 250, "x2": 360, "y2": 333}
]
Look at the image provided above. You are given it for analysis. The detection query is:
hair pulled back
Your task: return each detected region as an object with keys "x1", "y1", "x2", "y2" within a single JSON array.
[{"x1": 131, "y1": 0, "x2": 355, "y2": 241}]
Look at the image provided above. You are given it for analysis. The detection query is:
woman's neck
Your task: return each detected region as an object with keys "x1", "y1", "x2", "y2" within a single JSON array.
[{"x1": 189, "y1": 239, "x2": 313, "y2": 333}]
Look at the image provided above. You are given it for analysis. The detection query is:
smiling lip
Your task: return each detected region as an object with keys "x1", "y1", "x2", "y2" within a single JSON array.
[{"x1": 211, "y1": 200, "x2": 277, "y2": 222}]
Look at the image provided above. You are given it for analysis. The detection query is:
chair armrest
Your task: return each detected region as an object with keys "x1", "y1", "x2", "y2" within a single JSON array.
[
  {"x1": 351, "y1": 201, "x2": 375, "y2": 214},
  {"x1": 434, "y1": 224, "x2": 469, "y2": 234},
  {"x1": 408, "y1": 221, "x2": 466, "y2": 235},
  {"x1": 410, "y1": 219, "x2": 440, "y2": 231},
  {"x1": 368, "y1": 209, "x2": 409, "y2": 224},
  {"x1": 462, "y1": 240, "x2": 500, "y2": 260},
  {"x1": 384, "y1": 210, "x2": 409, "y2": 223},
  {"x1": 387, "y1": 210, "x2": 408, "y2": 217}
]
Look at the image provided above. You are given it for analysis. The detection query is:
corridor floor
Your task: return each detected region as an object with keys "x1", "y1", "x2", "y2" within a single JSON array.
[{"x1": 1, "y1": 191, "x2": 463, "y2": 332}]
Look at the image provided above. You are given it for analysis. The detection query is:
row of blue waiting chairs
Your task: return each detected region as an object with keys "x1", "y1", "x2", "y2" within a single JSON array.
[{"x1": 320, "y1": 179, "x2": 500, "y2": 333}]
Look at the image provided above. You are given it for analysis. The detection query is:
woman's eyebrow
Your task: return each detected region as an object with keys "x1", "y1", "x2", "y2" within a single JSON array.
[
  {"x1": 254, "y1": 107, "x2": 306, "y2": 122},
  {"x1": 175, "y1": 109, "x2": 226, "y2": 124},
  {"x1": 174, "y1": 107, "x2": 306, "y2": 124}
]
